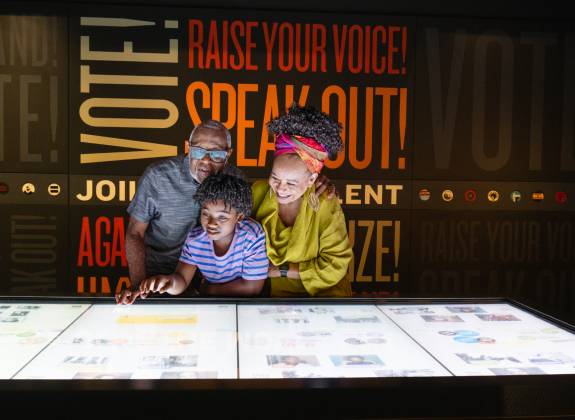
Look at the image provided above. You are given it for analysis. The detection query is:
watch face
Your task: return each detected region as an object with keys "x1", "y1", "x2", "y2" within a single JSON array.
[{"x1": 279, "y1": 262, "x2": 290, "y2": 271}]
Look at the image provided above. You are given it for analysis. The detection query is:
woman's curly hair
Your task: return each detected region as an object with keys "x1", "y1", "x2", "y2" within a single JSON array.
[
  {"x1": 193, "y1": 173, "x2": 252, "y2": 218},
  {"x1": 266, "y1": 102, "x2": 344, "y2": 158}
]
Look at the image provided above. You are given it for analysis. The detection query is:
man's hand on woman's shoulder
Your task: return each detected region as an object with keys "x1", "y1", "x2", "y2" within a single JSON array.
[{"x1": 315, "y1": 174, "x2": 340, "y2": 199}]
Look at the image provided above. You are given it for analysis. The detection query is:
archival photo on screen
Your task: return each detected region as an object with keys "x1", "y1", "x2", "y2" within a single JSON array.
[
  {"x1": 379, "y1": 303, "x2": 575, "y2": 376},
  {"x1": 0, "y1": 303, "x2": 91, "y2": 379},
  {"x1": 14, "y1": 303, "x2": 237, "y2": 379},
  {"x1": 238, "y1": 304, "x2": 452, "y2": 378}
]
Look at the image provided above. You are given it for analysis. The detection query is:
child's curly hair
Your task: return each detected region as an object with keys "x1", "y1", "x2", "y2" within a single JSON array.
[
  {"x1": 266, "y1": 102, "x2": 344, "y2": 158},
  {"x1": 193, "y1": 173, "x2": 252, "y2": 218}
]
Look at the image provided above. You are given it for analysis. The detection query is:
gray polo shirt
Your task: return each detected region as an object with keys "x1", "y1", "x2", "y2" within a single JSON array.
[{"x1": 127, "y1": 154, "x2": 248, "y2": 277}]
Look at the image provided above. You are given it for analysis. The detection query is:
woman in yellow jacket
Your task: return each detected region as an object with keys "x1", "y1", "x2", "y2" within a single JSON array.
[{"x1": 253, "y1": 103, "x2": 352, "y2": 297}]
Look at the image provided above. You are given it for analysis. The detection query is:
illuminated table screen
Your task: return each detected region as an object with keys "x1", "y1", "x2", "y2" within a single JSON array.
[
  {"x1": 237, "y1": 304, "x2": 451, "y2": 378},
  {"x1": 14, "y1": 303, "x2": 237, "y2": 379},
  {"x1": 2, "y1": 300, "x2": 575, "y2": 379},
  {"x1": 0, "y1": 303, "x2": 90, "y2": 379},
  {"x1": 379, "y1": 303, "x2": 575, "y2": 376}
]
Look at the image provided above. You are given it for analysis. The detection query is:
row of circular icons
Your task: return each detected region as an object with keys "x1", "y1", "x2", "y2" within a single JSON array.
[
  {"x1": 419, "y1": 189, "x2": 567, "y2": 203},
  {"x1": 0, "y1": 182, "x2": 61, "y2": 196}
]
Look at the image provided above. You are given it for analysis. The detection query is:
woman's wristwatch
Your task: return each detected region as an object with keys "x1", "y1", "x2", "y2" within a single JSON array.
[{"x1": 279, "y1": 262, "x2": 290, "y2": 277}]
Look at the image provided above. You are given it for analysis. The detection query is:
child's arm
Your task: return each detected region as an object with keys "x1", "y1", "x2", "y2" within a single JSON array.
[
  {"x1": 200, "y1": 278, "x2": 265, "y2": 297},
  {"x1": 140, "y1": 261, "x2": 197, "y2": 296}
]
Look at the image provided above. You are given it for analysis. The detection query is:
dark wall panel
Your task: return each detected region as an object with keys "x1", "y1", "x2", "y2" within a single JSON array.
[{"x1": 413, "y1": 18, "x2": 575, "y2": 182}]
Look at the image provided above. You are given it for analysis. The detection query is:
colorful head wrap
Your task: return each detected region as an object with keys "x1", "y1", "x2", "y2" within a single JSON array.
[{"x1": 274, "y1": 133, "x2": 329, "y2": 174}]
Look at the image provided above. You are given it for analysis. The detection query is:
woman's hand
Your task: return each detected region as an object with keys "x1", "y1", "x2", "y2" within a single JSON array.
[
  {"x1": 268, "y1": 262, "x2": 280, "y2": 278},
  {"x1": 140, "y1": 275, "x2": 174, "y2": 295}
]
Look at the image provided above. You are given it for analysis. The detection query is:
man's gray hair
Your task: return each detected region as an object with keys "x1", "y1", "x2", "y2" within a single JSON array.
[{"x1": 189, "y1": 120, "x2": 232, "y2": 148}]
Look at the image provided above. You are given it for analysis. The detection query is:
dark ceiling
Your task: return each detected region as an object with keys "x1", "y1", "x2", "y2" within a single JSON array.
[{"x1": 27, "y1": 0, "x2": 575, "y2": 21}]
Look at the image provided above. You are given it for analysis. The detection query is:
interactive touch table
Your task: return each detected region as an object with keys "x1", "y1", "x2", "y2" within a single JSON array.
[{"x1": 1, "y1": 296, "x2": 574, "y2": 419}]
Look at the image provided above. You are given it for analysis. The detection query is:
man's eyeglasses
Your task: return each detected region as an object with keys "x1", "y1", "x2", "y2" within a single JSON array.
[{"x1": 189, "y1": 146, "x2": 228, "y2": 163}]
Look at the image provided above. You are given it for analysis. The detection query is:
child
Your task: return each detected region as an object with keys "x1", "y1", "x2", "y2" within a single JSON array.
[{"x1": 139, "y1": 173, "x2": 269, "y2": 297}]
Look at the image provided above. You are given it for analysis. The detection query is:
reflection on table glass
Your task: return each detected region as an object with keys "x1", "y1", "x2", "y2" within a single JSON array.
[
  {"x1": 237, "y1": 304, "x2": 452, "y2": 378},
  {"x1": 0, "y1": 303, "x2": 90, "y2": 379},
  {"x1": 379, "y1": 303, "x2": 575, "y2": 376},
  {"x1": 14, "y1": 304, "x2": 237, "y2": 379}
]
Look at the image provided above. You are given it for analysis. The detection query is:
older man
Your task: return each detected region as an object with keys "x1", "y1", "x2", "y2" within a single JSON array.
[{"x1": 116, "y1": 120, "x2": 337, "y2": 304}]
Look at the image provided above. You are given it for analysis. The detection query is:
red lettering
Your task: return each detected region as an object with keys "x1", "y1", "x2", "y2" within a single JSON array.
[
  {"x1": 388, "y1": 26, "x2": 400, "y2": 74},
  {"x1": 95, "y1": 217, "x2": 110, "y2": 267},
  {"x1": 223, "y1": 21, "x2": 228, "y2": 69},
  {"x1": 111, "y1": 218, "x2": 127, "y2": 267},
  {"x1": 312, "y1": 24, "x2": 326, "y2": 72},
  {"x1": 348, "y1": 25, "x2": 363, "y2": 73},
  {"x1": 78, "y1": 217, "x2": 93, "y2": 266},
  {"x1": 333, "y1": 25, "x2": 347, "y2": 73},
  {"x1": 372, "y1": 26, "x2": 386, "y2": 74},
  {"x1": 295, "y1": 23, "x2": 310, "y2": 72},
  {"x1": 205, "y1": 20, "x2": 221, "y2": 69},
  {"x1": 230, "y1": 21, "x2": 245, "y2": 70},
  {"x1": 263, "y1": 22, "x2": 278, "y2": 71},
  {"x1": 246, "y1": 22, "x2": 258, "y2": 70},
  {"x1": 189, "y1": 20, "x2": 204, "y2": 69},
  {"x1": 364, "y1": 26, "x2": 371, "y2": 73},
  {"x1": 279, "y1": 23, "x2": 293, "y2": 72}
]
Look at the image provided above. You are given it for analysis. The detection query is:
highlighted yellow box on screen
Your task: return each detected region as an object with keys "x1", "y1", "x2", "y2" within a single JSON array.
[{"x1": 116, "y1": 315, "x2": 197, "y2": 324}]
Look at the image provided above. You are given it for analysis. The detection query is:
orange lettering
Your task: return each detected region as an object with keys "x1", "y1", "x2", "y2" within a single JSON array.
[
  {"x1": 375, "y1": 87, "x2": 398, "y2": 168},
  {"x1": 212, "y1": 83, "x2": 237, "y2": 129},
  {"x1": 186, "y1": 81, "x2": 210, "y2": 126},
  {"x1": 237, "y1": 84, "x2": 258, "y2": 166},
  {"x1": 322, "y1": 85, "x2": 346, "y2": 169}
]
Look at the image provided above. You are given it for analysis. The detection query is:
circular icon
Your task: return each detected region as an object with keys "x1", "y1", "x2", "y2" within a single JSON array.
[
  {"x1": 18, "y1": 337, "x2": 46, "y2": 345},
  {"x1": 454, "y1": 337, "x2": 479, "y2": 343},
  {"x1": 22, "y1": 183, "x2": 35, "y2": 195},
  {"x1": 438, "y1": 331, "x2": 457, "y2": 336},
  {"x1": 465, "y1": 190, "x2": 476, "y2": 201},
  {"x1": 367, "y1": 338, "x2": 387, "y2": 344},
  {"x1": 518, "y1": 336, "x2": 536, "y2": 341},
  {"x1": 533, "y1": 191, "x2": 544, "y2": 202},
  {"x1": 477, "y1": 337, "x2": 496, "y2": 344},
  {"x1": 179, "y1": 340, "x2": 195, "y2": 345},
  {"x1": 442, "y1": 190, "x2": 453, "y2": 201},
  {"x1": 48, "y1": 184, "x2": 61, "y2": 196},
  {"x1": 488, "y1": 191, "x2": 499, "y2": 202},
  {"x1": 17, "y1": 332, "x2": 36, "y2": 337},
  {"x1": 555, "y1": 191, "x2": 566, "y2": 203},
  {"x1": 109, "y1": 339, "x2": 129, "y2": 345},
  {"x1": 168, "y1": 332, "x2": 185, "y2": 337},
  {"x1": 510, "y1": 191, "x2": 522, "y2": 202},
  {"x1": 345, "y1": 338, "x2": 367, "y2": 345},
  {"x1": 419, "y1": 189, "x2": 430, "y2": 201},
  {"x1": 0, "y1": 182, "x2": 8, "y2": 195},
  {"x1": 455, "y1": 330, "x2": 480, "y2": 337}
]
